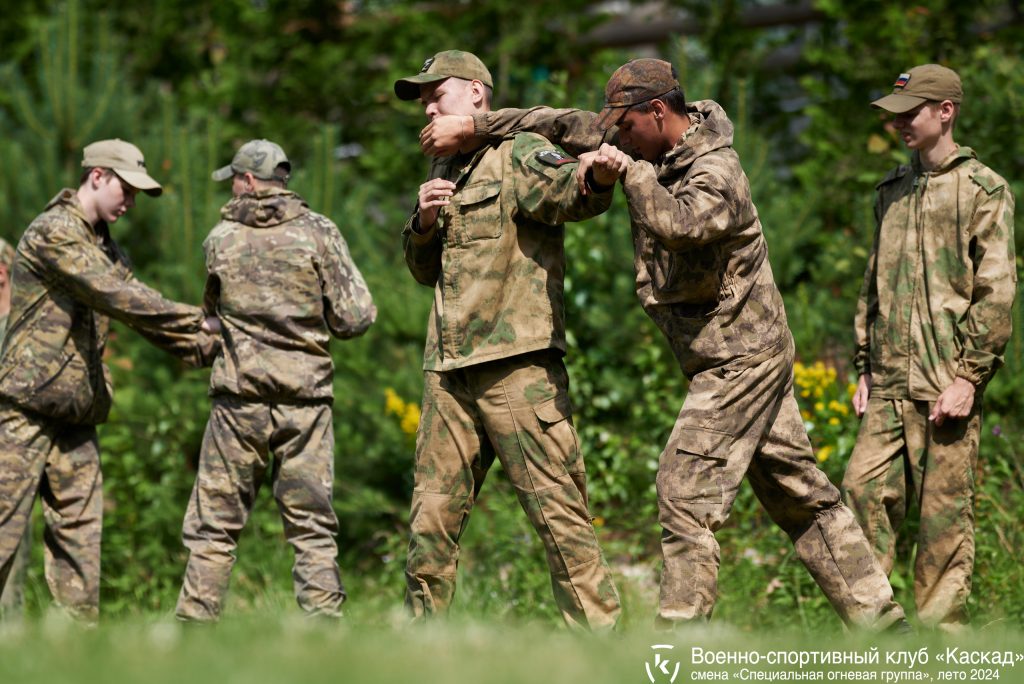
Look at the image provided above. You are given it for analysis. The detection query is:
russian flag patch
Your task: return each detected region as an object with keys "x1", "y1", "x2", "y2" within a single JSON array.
[{"x1": 894, "y1": 73, "x2": 910, "y2": 88}]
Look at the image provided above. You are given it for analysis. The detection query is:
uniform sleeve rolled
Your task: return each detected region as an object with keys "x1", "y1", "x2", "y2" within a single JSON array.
[
  {"x1": 621, "y1": 151, "x2": 752, "y2": 250},
  {"x1": 511, "y1": 135, "x2": 613, "y2": 225},
  {"x1": 956, "y1": 185, "x2": 1017, "y2": 385},
  {"x1": 321, "y1": 227, "x2": 376, "y2": 339},
  {"x1": 475, "y1": 107, "x2": 608, "y2": 156}
]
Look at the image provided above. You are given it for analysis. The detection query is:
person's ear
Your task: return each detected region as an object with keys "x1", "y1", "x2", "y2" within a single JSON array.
[
  {"x1": 938, "y1": 100, "x2": 955, "y2": 123},
  {"x1": 651, "y1": 98, "x2": 667, "y2": 121},
  {"x1": 470, "y1": 79, "x2": 485, "y2": 107}
]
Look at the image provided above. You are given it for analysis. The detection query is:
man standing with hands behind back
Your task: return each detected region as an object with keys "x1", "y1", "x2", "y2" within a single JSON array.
[{"x1": 844, "y1": 64, "x2": 1016, "y2": 631}]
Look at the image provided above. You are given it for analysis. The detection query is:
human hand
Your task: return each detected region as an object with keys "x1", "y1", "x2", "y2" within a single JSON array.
[
  {"x1": 929, "y1": 376, "x2": 976, "y2": 426},
  {"x1": 576, "y1": 143, "x2": 630, "y2": 195},
  {"x1": 417, "y1": 178, "x2": 457, "y2": 230},
  {"x1": 420, "y1": 115, "x2": 475, "y2": 156},
  {"x1": 852, "y1": 373, "x2": 872, "y2": 418}
]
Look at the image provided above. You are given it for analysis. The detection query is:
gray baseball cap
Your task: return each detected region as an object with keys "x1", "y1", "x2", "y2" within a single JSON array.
[{"x1": 212, "y1": 139, "x2": 291, "y2": 182}]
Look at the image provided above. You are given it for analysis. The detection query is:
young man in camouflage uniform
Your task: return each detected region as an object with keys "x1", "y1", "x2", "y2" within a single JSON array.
[
  {"x1": 0, "y1": 140, "x2": 217, "y2": 623},
  {"x1": 844, "y1": 65, "x2": 1016, "y2": 631},
  {"x1": 394, "y1": 50, "x2": 621, "y2": 629},
  {"x1": 0, "y1": 237, "x2": 31, "y2": 618},
  {"x1": 421, "y1": 58, "x2": 906, "y2": 630},
  {"x1": 174, "y1": 140, "x2": 376, "y2": 622}
]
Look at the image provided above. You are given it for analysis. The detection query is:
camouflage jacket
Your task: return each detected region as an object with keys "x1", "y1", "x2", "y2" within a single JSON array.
[
  {"x1": 474, "y1": 101, "x2": 791, "y2": 377},
  {"x1": 854, "y1": 147, "x2": 1016, "y2": 399},
  {"x1": 0, "y1": 190, "x2": 209, "y2": 425},
  {"x1": 205, "y1": 188, "x2": 376, "y2": 402},
  {"x1": 403, "y1": 133, "x2": 613, "y2": 371}
]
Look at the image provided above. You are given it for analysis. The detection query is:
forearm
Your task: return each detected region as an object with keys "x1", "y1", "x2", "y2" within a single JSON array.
[
  {"x1": 475, "y1": 107, "x2": 607, "y2": 156},
  {"x1": 402, "y1": 212, "x2": 442, "y2": 286}
]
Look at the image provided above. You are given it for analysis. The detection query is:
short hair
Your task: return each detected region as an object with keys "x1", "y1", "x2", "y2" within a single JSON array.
[
  {"x1": 629, "y1": 87, "x2": 688, "y2": 117},
  {"x1": 239, "y1": 172, "x2": 288, "y2": 190},
  {"x1": 79, "y1": 167, "x2": 114, "y2": 186}
]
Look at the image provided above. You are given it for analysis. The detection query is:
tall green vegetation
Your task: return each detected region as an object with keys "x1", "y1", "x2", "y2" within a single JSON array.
[{"x1": 0, "y1": 0, "x2": 1021, "y2": 628}]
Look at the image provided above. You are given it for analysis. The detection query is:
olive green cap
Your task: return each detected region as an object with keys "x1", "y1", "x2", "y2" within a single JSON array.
[
  {"x1": 81, "y1": 139, "x2": 162, "y2": 197},
  {"x1": 871, "y1": 64, "x2": 963, "y2": 113},
  {"x1": 594, "y1": 58, "x2": 681, "y2": 131},
  {"x1": 212, "y1": 139, "x2": 291, "y2": 182},
  {"x1": 394, "y1": 50, "x2": 493, "y2": 101}
]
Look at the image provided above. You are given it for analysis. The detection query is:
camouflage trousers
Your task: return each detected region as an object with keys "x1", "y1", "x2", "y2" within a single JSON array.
[
  {"x1": 176, "y1": 397, "x2": 345, "y2": 622},
  {"x1": 842, "y1": 397, "x2": 982, "y2": 630},
  {"x1": 0, "y1": 525, "x2": 31, "y2": 618},
  {"x1": 406, "y1": 350, "x2": 621, "y2": 630},
  {"x1": 657, "y1": 339, "x2": 904, "y2": 628},
  {"x1": 0, "y1": 402, "x2": 102, "y2": 623}
]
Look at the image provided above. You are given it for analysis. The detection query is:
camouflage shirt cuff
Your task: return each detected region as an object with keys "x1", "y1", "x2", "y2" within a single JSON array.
[
  {"x1": 473, "y1": 113, "x2": 491, "y2": 138},
  {"x1": 954, "y1": 367, "x2": 984, "y2": 387},
  {"x1": 407, "y1": 214, "x2": 439, "y2": 244}
]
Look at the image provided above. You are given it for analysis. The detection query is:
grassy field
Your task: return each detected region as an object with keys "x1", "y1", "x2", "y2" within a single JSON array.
[{"x1": 2, "y1": 608, "x2": 1023, "y2": 684}]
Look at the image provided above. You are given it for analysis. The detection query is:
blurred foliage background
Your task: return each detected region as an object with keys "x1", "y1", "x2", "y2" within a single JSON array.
[{"x1": 0, "y1": 0, "x2": 1021, "y2": 631}]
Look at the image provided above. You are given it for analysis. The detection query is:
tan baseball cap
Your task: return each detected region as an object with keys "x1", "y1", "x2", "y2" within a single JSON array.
[
  {"x1": 212, "y1": 139, "x2": 291, "y2": 182},
  {"x1": 394, "y1": 50, "x2": 493, "y2": 101},
  {"x1": 82, "y1": 139, "x2": 162, "y2": 196},
  {"x1": 871, "y1": 64, "x2": 962, "y2": 113},
  {"x1": 594, "y1": 58, "x2": 681, "y2": 131},
  {"x1": 0, "y1": 238, "x2": 15, "y2": 268}
]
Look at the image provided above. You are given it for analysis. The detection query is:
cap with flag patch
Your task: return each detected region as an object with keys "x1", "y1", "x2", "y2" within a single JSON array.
[
  {"x1": 871, "y1": 64, "x2": 962, "y2": 113},
  {"x1": 81, "y1": 139, "x2": 163, "y2": 197},
  {"x1": 394, "y1": 50, "x2": 493, "y2": 101}
]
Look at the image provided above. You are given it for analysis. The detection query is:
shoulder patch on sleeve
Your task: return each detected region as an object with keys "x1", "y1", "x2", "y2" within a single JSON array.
[
  {"x1": 535, "y1": 149, "x2": 577, "y2": 167},
  {"x1": 971, "y1": 171, "x2": 1005, "y2": 196}
]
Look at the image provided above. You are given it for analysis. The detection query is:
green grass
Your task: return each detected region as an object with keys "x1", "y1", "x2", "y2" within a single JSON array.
[{"x1": 2, "y1": 609, "x2": 1024, "y2": 684}]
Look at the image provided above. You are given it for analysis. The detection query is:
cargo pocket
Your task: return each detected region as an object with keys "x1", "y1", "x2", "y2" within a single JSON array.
[
  {"x1": 659, "y1": 425, "x2": 732, "y2": 505},
  {"x1": 534, "y1": 394, "x2": 581, "y2": 462},
  {"x1": 455, "y1": 180, "x2": 502, "y2": 242},
  {"x1": 533, "y1": 393, "x2": 587, "y2": 506}
]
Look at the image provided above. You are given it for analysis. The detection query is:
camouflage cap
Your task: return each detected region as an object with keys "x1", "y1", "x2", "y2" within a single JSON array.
[
  {"x1": 0, "y1": 238, "x2": 14, "y2": 268},
  {"x1": 594, "y1": 58, "x2": 680, "y2": 131},
  {"x1": 212, "y1": 139, "x2": 291, "y2": 182},
  {"x1": 871, "y1": 64, "x2": 963, "y2": 113},
  {"x1": 81, "y1": 139, "x2": 162, "y2": 197},
  {"x1": 394, "y1": 50, "x2": 493, "y2": 101}
]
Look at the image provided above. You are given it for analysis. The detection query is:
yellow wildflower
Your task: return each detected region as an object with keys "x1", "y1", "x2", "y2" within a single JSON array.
[
  {"x1": 385, "y1": 388, "x2": 405, "y2": 417},
  {"x1": 816, "y1": 445, "x2": 833, "y2": 463},
  {"x1": 814, "y1": 402, "x2": 825, "y2": 413},
  {"x1": 828, "y1": 417, "x2": 841, "y2": 426},
  {"x1": 401, "y1": 404, "x2": 421, "y2": 436}
]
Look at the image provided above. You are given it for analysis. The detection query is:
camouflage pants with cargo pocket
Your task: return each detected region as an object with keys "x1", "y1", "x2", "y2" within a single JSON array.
[
  {"x1": 405, "y1": 350, "x2": 621, "y2": 630},
  {"x1": 842, "y1": 397, "x2": 981, "y2": 630},
  {"x1": 0, "y1": 402, "x2": 102, "y2": 623},
  {"x1": 175, "y1": 397, "x2": 346, "y2": 622},
  {"x1": 656, "y1": 338, "x2": 904, "y2": 629}
]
